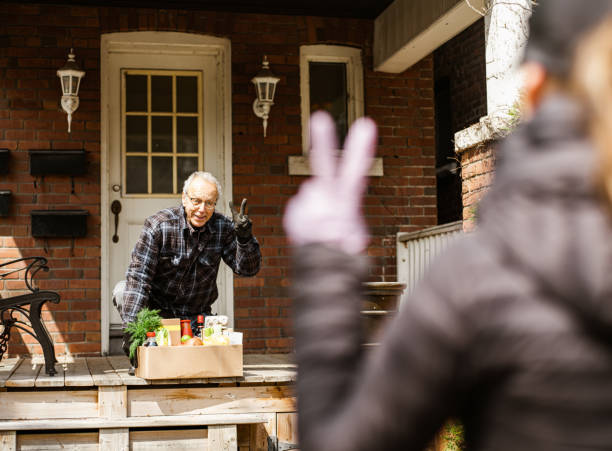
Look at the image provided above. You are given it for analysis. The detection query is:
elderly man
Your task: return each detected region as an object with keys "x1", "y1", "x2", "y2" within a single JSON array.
[{"x1": 116, "y1": 171, "x2": 261, "y2": 349}]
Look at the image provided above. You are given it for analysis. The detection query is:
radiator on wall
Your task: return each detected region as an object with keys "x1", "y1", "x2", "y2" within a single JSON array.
[{"x1": 396, "y1": 221, "x2": 463, "y2": 301}]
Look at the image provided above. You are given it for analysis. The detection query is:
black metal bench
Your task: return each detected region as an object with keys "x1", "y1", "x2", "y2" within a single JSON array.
[{"x1": 0, "y1": 257, "x2": 60, "y2": 376}]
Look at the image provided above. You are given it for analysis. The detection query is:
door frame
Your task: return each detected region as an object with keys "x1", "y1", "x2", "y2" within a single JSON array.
[{"x1": 100, "y1": 32, "x2": 233, "y2": 355}]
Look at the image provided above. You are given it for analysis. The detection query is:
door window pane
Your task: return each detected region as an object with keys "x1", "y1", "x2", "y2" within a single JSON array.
[
  {"x1": 151, "y1": 76, "x2": 172, "y2": 112},
  {"x1": 126, "y1": 75, "x2": 147, "y2": 112},
  {"x1": 177, "y1": 76, "x2": 198, "y2": 113},
  {"x1": 126, "y1": 116, "x2": 147, "y2": 152},
  {"x1": 309, "y1": 62, "x2": 348, "y2": 146},
  {"x1": 177, "y1": 157, "x2": 198, "y2": 188},
  {"x1": 152, "y1": 157, "x2": 173, "y2": 193},
  {"x1": 123, "y1": 71, "x2": 202, "y2": 195},
  {"x1": 152, "y1": 116, "x2": 172, "y2": 153},
  {"x1": 177, "y1": 117, "x2": 198, "y2": 153},
  {"x1": 126, "y1": 156, "x2": 147, "y2": 194}
]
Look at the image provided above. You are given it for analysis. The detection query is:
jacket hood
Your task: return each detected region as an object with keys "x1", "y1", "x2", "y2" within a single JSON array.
[{"x1": 478, "y1": 94, "x2": 612, "y2": 338}]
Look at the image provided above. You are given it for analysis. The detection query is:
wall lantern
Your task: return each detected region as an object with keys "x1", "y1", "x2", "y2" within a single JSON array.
[
  {"x1": 251, "y1": 56, "x2": 280, "y2": 137},
  {"x1": 57, "y1": 48, "x2": 85, "y2": 133}
]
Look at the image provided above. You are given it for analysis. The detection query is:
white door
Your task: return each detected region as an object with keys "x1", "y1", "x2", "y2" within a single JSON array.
[{"x1": 100, "y1": 32, "x2": 233, "y2": 354}]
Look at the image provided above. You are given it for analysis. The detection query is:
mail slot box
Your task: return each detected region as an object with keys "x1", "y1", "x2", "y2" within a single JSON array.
[
  {"x1": 29, "y1": 150, "x2": 87, "y2": 176},
  {"x1": 31, "y1": 210, "x2": 89, "y2": 238}
]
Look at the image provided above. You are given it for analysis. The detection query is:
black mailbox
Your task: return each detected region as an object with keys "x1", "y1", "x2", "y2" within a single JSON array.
[
  {"x1": 0, "y1": 149, "x2": 9, "y2": 175},
  {"x1": 31, "y1": 210, "x2": 89, "y2": 238},
  {"x1": 29, "y1": 150, "x2": 87, "y2": 176},
  {"x1": 0, "y1": 190, "x2": 11, "y2": 216}
]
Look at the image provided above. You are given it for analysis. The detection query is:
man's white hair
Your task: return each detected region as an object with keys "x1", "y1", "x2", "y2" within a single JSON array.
[{"x1": 182, "y1": 171, "x2": 222, "y2": 199}]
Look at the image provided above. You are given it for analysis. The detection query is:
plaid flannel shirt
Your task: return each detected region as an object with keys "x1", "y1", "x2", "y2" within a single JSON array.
[{"x1": 122, "y1": 205, "x2": 261, "y2": 326}]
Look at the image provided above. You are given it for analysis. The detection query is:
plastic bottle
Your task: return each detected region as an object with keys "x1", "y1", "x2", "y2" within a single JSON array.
[
  {"x1": 197, "y1": 315, "x2": 205, "y2": 340},
  {"x1": 144, "y1": 331, "x2": 158, "y2": 347}
]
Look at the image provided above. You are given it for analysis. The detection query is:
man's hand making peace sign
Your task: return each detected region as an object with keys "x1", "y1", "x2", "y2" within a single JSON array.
[{"x1": 229, "y1": 198, "x2": 253, "y2": 244}]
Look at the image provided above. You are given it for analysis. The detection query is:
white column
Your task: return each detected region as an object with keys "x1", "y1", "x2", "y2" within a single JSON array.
[{"x1": 485, "y1": 0, "x2": 533, "y2": 119}]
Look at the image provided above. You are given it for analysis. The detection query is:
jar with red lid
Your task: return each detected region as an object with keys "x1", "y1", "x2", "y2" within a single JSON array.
[{"x1": 180, "y1": 319, "x2": 193, "y2": 340}]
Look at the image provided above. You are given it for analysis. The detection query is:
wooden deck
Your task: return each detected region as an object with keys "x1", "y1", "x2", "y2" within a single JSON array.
[
  {"x1": 0, "y1": 354, "x2": 296, "y2": 388},
  {"x1": 0, "y1": 355, "x2": 298, "y2": 451}
]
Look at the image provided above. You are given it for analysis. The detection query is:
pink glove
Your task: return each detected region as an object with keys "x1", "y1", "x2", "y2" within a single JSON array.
[{"x1": 283, "y1": 111, "x2": 378, "y2": 255}]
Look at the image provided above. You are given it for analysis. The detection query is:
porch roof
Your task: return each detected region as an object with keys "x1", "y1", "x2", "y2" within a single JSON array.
[{"x1": 18, "y1": 0, "x2": 395, "y2": 19}]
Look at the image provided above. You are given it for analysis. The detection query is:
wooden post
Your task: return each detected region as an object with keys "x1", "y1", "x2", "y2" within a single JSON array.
[
  {"x1": 208, "y1": 424, "x2": 238, "y2": 451},
  {"x1": 98, "y1": 385, "x2": 129, "y2": 451},
  {"x1": 250, "y1": 413, "x2": 276, "y2": 450},
  {"x1": 0, "y1": 431, "x2": 16, "y2": 451}
]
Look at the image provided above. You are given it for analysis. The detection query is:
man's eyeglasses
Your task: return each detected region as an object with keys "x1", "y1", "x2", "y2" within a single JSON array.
[{"x1": 189, "y1": 197, "x2": 216, "y2": 209}]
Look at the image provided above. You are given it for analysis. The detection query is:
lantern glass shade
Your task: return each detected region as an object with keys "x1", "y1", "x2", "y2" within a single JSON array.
[
  {"x1": 60, "y1": 71, "x2": 83, "y2": 96},
  {"x1": 257, "y1": 82, "x2": 267, "y2": 100}
]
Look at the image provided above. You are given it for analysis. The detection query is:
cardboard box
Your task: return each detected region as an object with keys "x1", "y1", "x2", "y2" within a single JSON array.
[{"x1": 136, "y1": 344, "x2": 243, "y2": 379}]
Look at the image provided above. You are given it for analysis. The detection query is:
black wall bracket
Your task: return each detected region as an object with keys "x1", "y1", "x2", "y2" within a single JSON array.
[
  {"x1": 0, "y1": 190, "x2": 11, "y2": 217},
  {"x1": 0, "y1": 149, "x2": 9, "y2": 175}
]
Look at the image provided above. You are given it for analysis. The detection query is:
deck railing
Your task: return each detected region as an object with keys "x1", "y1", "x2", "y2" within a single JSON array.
[{"x1": 396, "y1": 221, "x2": 463, "y2": 301}]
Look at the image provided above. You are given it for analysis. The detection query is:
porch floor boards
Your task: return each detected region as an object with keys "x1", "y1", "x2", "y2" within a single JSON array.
[{"x1": 0, "y1": 354, "x2": 296, "y2": 388}]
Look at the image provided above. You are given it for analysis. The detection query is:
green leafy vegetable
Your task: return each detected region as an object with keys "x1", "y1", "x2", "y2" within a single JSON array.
[{"x1": 124, "y1": 308, "x2": 163, "y2": 359}]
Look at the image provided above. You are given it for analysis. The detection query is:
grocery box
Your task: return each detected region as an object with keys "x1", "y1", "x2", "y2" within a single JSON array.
[{"x1": 136, "y1": 344, "x2": 243, "y2": 379}]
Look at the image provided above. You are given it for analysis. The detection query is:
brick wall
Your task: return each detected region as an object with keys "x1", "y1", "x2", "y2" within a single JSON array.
[
  {"x1": 459, "y1": 141, "x2": 496, "y2": 232},
  {"x1": 434, "y1": 18, "x2": 487, "y2": 134},
  {"x1": 0, "y1": 2, "x2": 436, "y2": 356}
]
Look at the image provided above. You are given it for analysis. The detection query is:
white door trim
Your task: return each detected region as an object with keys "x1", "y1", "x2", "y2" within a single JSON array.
[{"x1": 100, "y1": 32, "x2": 232, "y2": 355}]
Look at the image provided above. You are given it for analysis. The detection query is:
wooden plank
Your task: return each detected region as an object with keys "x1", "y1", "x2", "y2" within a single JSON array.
[
  {"x1": 131, "y1": 429, "x2": 206, "y2": 450},
  {"x1": 250, "y1": 412, "x2": 276, "y2": 451},
  {"x1": 17, "y1": 432, "x2": 98, "y2": 451},
  {"x1": 128, "y1": 385, "x2": 296, "y2": 417},
  {"x1": 0, "y1": 357, "x2": 22, "y2": 388},
  {"x1": 86, "y1": 357, "x2": 122, "y2": 386},
  {"x1": 64, "y1": 358, "x2": 94, "y2": 387},
  {"x1": 0, "y1": 390, "x2": 98, "y2": 420},
  {"x1": 5, "y1": 359, "x2": 41, "y2": 388},
  {"x1": 0, "y1": 413, "x2": 268, "y2": 430},
  {"x1": 35, "y1": 362, "x2": 65, "y2": 388},
  {"x1": 99, "y1": 428, "x2": 129, "y2": 451},
  {"x1": 106, "y1": 355, "x2": 149, "y2": 386},
  {"x1": 0, "y1": 431, "x2": 16, "y2": 451},
  {"x1": 277, "y1": 412, "x2": 299, "y2": 450},
  {"x1": 242, "y1": 369, "x2": 296, "y2": 384},
  {"x1": 98, "y1": 386, "x2": 127, "y2": 418},
  {"x1": 208, "y1": 424, "x2": 237, "y2": 451}
]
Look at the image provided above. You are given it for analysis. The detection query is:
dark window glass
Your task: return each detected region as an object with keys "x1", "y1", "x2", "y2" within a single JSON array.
[
  {"x1": 152, "y1": 116, "x2": 172, "y2": 153},
  {"x1": 177, "y1": 117, "x2": 198, "y2": 154},
  {"x1": 151, "y1": 76, "x2": 172, "y2": 112},
  {"x1": 126, "y1": 75, "x2": 147, "y2": 112},
  {"x1": 126, "y1": 156, "x2": 147, "y2": 194},
  {"x1": 126, "y1": 116, "x2": 147, "y2": 153},
  {"x1": 152, "y1": 157, "x2": 172, "y2": 193},
  {"x1": 177, "y1": 157, "x2": 198, "y2": 188},
  {"x1": 309, "y1": 62, "x2": 348, "y2": 146},
  {"x1": 177, "y1": 76, "x2": 198, "y2": 113}
]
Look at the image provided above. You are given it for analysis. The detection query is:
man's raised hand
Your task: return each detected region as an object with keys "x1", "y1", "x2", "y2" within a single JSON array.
[{"x1": 230, "y1": 198, "x2": 253, "y2": 242}]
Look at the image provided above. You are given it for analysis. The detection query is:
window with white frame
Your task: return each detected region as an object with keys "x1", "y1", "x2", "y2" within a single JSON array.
[{"x1": 289, "y1": 45, "x2": 382, "y2": 176}]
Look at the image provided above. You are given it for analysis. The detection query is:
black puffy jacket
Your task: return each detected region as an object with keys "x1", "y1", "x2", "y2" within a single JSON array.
[{"x1": 292, "y1": 94, "x2": 612, "y2": 451}]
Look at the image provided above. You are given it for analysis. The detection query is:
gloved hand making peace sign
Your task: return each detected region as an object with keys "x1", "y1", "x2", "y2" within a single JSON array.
[{"x1": 229, "y1": 198, "x2": 253, "y2": 244}]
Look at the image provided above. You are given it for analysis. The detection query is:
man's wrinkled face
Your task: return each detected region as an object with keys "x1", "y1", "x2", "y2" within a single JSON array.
[{"x1": 182, "y1": 177, "x2": 218, "y2": 228}]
